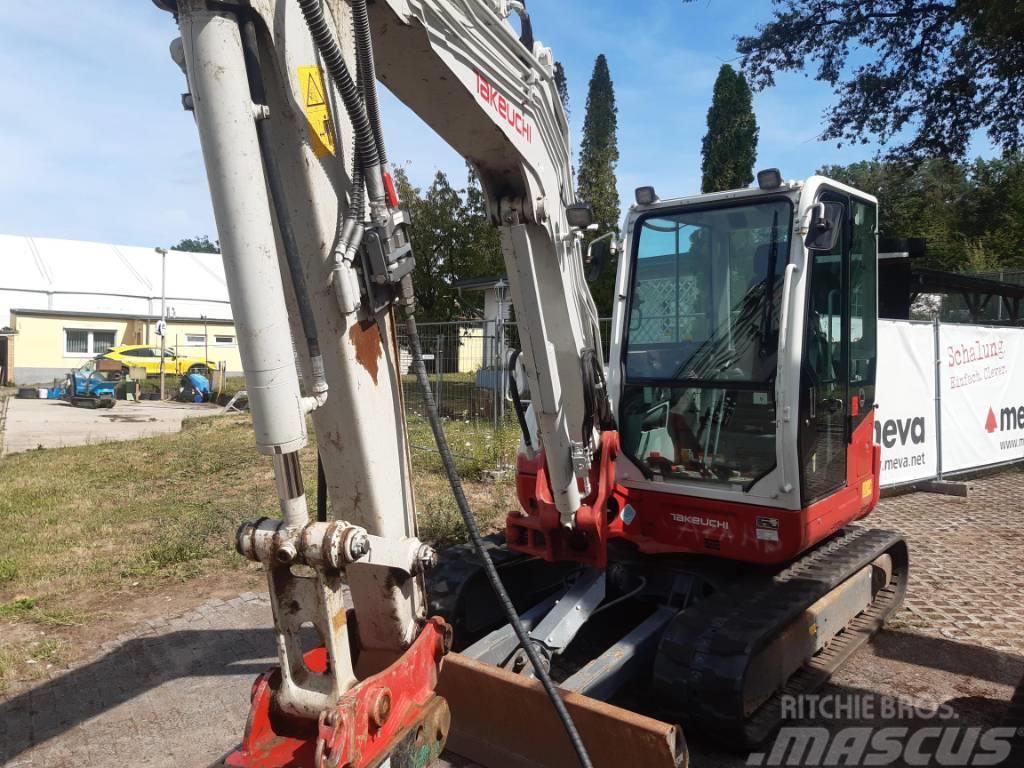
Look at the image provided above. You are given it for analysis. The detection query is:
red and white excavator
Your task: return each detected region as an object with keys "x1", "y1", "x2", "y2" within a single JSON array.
[{"x1": 156, "y1": 0, "x2": 907, "y2": 765}]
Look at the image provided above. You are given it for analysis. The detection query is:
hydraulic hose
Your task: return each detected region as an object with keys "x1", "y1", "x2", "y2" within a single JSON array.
[
  {"x1": 316, "y1": 451, "x2": 327, "y2": 523},
  {"x1": 338, "y1": 150, "x2": 365, "y2": 258},
  {"x1": 295, "y1": 0, "x2": 385, "y2": 201},
  {"x1": 508, "y1": 349, "x2": 533, "y2": 455},
  {"x1": 509, "y1": 0, "x2": 534, "y2": 50},
  {"x1": 240, "y1": 16, "x2": 327, "y2": 403},
  {"x1": 404, "y1": 311, "x2": 594, "y2": 768},
  {"x1": 351, "y1": 0, "x2": 387, "y2": 165}
]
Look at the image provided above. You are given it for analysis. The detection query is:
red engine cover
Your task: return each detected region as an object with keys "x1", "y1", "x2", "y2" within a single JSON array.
[{"x1": 510, "y1": 412, "x2": 880, "y2": 567}]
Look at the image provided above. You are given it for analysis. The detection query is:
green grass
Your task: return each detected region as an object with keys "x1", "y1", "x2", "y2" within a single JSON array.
[
  {"x1": 401, "y1": 370, "x2": 479, "y2": 385},
  {"x1": 0, "y1": 598, "x2": 37, "y2": 619},
  {"x1": 407, "y1": 415, "x2": 521, "y2": 476},
  {"x1": 0, "y1": 411, "x2": 516, "y2": 615},
  {"x1": 0, "y1": 407, "x2": 518, "y2": 689},
  {"x1": 0, "y1": 597, "x2": 83, "y2": 627},
  {"x1": 0, "y1": 415, "x2": 280, "y2": 602}
]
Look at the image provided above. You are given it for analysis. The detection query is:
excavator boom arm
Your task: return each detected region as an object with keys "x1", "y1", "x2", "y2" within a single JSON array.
[{"x1": 163, "y1": 0, "x2": 610, "y2": 764}]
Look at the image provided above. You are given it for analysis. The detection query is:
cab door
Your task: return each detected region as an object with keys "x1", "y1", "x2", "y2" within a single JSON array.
[
  {"x1": 799, "y1": 193, "x2": 849, "y2": 503},
  {"x1": 798, "y1": 193, "x2": 879, "y2": 505}
]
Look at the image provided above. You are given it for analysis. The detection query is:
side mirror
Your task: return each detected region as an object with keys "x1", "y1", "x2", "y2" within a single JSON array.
[
  {"x1": 805, "y1": 201, "x2": 844, "y2": 251},
  {"x1": 585, "y1": 232, "x2": 617, "y2": 282}
]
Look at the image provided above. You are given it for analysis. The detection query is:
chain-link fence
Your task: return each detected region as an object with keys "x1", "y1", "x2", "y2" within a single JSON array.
[{"x1": 397, "y1": 318, "x2": 613, "y2": 470}]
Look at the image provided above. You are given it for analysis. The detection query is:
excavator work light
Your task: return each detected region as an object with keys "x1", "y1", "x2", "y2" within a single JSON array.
[
  {"x1": 757, "y1": 168, "x2": 783, "y2": 190},
  {"x1": 566, "y1": 202, "x2": 595, "y2": 229},
  {"x1": 635, "y1": 186, "x2": 658, "y2": 205}
]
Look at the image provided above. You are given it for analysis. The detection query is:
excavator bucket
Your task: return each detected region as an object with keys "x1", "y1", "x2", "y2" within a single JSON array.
[{"x1": 437, "y1": 653, "x2": 687, "y2": 768}]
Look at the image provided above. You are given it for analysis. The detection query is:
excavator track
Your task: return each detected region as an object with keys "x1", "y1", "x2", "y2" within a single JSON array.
[
  {"x1": 428, "y1": 534, "x2": 581, "y2": 649},
  {"x1": 427, "y1": 533, "x2": 524, "y2": 644},
  {"x1": 653, "y1": 526, "x2": 909, "y2": 749}
]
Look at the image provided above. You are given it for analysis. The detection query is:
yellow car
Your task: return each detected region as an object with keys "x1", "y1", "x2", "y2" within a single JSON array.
[{"x1": 98, "y1": 345, "x2": 216, "y2": 378}]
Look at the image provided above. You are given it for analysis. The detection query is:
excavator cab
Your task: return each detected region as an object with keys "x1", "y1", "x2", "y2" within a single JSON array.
[{"x1": 606, "y1": 176, "x2": 883, "y2": 564}]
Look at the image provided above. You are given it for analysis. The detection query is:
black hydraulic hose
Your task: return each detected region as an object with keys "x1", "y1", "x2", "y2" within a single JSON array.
[
  {"x1": 403, "y1": 312, "x2": 594, "y2": 768},
  {"x1": 581, "y1": 348, "x2": 615, "y2": 441},
  {"x1": 295, "y1": 0, "x2": 381, "y2": 179},
  {"x1": 515, "y1": 0, "x2": 534, "y2": 51},
  {"x1": 240, "y1": 17, "x2": 324, "y2": 372},
  {"x1": 337, "y1": 0, "x2": 370, "y2": 255},
  {"x1": 316, "y1": 451, "x2": 328, "y2": 523},
  {"x1": 507, "y1": 349, "x2": 533, "y2": 453},
  {"x1": 351, "y1": 0, "x2": 387, "y2": 165}
]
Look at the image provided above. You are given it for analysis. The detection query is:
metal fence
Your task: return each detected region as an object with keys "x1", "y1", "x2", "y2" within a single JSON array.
[
  {"x1": 397, "y1": 318, "x2": 612, "y2": 468},
  {"x1": 934, "y1": 269, "x2": 1024, "y2": 324}
]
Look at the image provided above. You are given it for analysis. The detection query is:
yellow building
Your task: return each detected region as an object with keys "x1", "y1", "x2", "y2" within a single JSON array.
[
  {"x1": 8, "y1": 309, "x2": 243, "y2": 384},
  {"x1": 1, "y1": 234, "x2": 240, "y2": 385}
]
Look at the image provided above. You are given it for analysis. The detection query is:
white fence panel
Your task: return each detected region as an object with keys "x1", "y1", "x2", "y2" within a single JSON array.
[
  {"x1": 940, "y1": 324, "x2": 1024, "y2": 473},
  {"x1": 876, "y1": 321, "x2": 938, "y2": 486}
]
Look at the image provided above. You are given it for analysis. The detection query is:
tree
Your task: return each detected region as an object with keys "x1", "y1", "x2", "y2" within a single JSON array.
[
  {"x1": 727, "y1": 0, "x2": 1024, "y2": 161},
  {"x1": 394, "y1": 166, "x2": 504, "y2": 321},
  {"x1": 553, "y1": 61, "x2": 570, "y2": 115},
  {"x1": 701, "y1": 65, "x2": 759, "y2": 193},
  {"x1": 577, "y1": 54, "x2": 620, "y2": 316},
  {"x1": 171, "y1": 235, "x2": 219, "y2": 253},
  {"x1": 819, "y1": 154, "x2": 1024, "y2": 271}
]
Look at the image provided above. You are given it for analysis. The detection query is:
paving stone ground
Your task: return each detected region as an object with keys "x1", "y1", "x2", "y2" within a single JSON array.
[{"x1": 3, "y1": 471, "x2": 1023, "y2": 767}]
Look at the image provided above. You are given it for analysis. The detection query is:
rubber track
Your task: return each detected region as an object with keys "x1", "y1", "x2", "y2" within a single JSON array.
[
  {"x1": 427, "y1": 533, "x2": 526, "y2": 643},
  {"x1": 654, "y1": 527, "x2": 909, "y2": 749}
]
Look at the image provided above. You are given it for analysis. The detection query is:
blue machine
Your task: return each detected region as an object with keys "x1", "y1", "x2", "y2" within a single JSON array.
[
  {"x1": 179, "y1": 372, "x2": 211, "y2": 403},
  {"x1": 65, "y1": 360, "x2": 118, "y2": 408}
]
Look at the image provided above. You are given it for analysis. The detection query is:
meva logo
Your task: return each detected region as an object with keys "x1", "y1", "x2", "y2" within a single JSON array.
[
  {"x1": 873, "y1": 417, "x2": 926, "y2": 448},
  {"x1": 985, "y1": 405, "x2": 1024, "y2": 433}
]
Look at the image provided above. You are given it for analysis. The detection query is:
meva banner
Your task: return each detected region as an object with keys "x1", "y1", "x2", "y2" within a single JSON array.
[
  {"x1": 876, "y1": 321, "x2": 937, "y2": 486},
  {"x1": 940, "y1": 324, "x2": 1024, "y2": 473}
]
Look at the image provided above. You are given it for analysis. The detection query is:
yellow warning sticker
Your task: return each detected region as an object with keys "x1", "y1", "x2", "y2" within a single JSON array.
[
  {"x1": 298, "y1": 65, "x2": 335, "y2": 157},
  {"x1": 861, "y1": 478, "x2": 873, "y2": 499}
]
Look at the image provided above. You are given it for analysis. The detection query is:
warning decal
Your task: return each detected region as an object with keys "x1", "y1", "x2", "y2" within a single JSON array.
[{"x1": 298, "y1": 66, "x2": 335, "y2": 157}]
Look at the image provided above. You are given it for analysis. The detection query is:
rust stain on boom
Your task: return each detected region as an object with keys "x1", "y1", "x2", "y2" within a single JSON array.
[{"x1": 349, "y1": 319, "x2": 383, "y2": 385}]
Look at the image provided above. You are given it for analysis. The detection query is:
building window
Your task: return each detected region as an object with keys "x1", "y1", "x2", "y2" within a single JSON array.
[
  {"x1": 65, "y1": 329, "x2": 117, "y2": 356},
  {"x1": 214, "y1": 334, "x2": 235, "y2": 345},
  {"x1": 185, "y1": 334, "x2": 206, "y2": 345}
]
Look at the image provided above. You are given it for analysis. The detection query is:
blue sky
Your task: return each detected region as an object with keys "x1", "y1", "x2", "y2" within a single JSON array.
[{"x1": 0, "y1": 1, "x2": 987, "y2": 249}]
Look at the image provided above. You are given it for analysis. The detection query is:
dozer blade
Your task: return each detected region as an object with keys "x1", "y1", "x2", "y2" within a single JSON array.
[{"x1": 437, "y1": 653, "x2": 687, "y2": 768}]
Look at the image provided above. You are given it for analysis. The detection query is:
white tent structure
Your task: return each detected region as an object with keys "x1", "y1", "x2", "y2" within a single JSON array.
[{"x1": 1, "y1": 234, "x2": 232, "y2": 325}]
